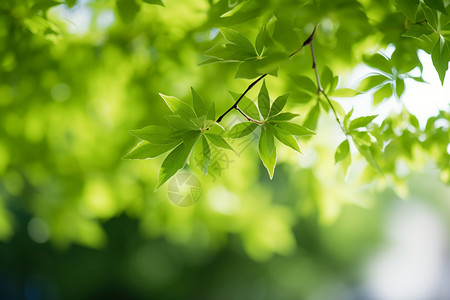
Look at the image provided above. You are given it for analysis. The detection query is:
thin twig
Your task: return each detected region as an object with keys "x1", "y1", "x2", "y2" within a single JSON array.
[
  {"x1": 235, "y1": 107, "x2": 265, "y2": 125},
  {"x1": 308, "y1": 41, "x2": 347, "y2": 136},
  {"x1": 216, "y1": 25, "x2": 319, "y2": 123},
  {"x1": 216, "y1": 73, "x2": 267, "y2": 122}
]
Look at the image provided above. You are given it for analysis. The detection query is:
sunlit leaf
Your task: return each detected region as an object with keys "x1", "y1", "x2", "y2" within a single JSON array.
[
  {"x1": 349, "y1": 115, "x2": 378, "y2": 131},
  {"x1": 194, "y1": 135, "x2": 211, "y2": 174},
  {"x1": 155, "y1": 143, "x2": 192, "y2": 190},
  {"x1": 205, "y1": 133, "x2": 234, "y2": 151},
  {"x1": 191, "y1": 87, "x2": 207, "y2": 117},
  {"x1": 258, "y1": 126, "x2": 276, "y2": 178},
  {"x1": 258, "y1": 80, "x2": 270, "y2": 119},
  {"x1": 159, "y1": 93, "x2": 196, "y2": 119},
  {"x1": 122, "y1": 141, "x2": 179, "y2": 160},
  {"x1": 269, "y1": 94, "x2": 288, "y2": 117},
  {"x1": 227, "y1": 122, "x2": 258, "y2": 138}
]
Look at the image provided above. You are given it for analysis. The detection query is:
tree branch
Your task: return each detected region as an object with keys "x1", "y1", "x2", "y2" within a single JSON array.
[{"x1": 216, "y1": 25, "x2": 319, "y2": 124}]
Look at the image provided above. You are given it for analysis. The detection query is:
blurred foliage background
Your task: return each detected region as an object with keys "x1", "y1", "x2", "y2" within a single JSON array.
[{"x1": 0, "y1": 0, "x2": 449, "y2": 299}]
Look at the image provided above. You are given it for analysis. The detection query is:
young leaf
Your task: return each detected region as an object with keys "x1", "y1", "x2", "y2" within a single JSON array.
[
  {"x1": 258, "y1": 80, "x2": 270, "y2": 119},
  {"x1": 268, "y1": 112, "x2": 299, "y2": 121},
  {"x1": 122, "y1": 141, "x2": 179, "y2": 160},
  {"x1": 373, "y1": 83, "x2": 393, "y2": 105},
  {"x1": 393, "y1": 0, "x2": 419, "y2": 21},
  {"x1": 220, "y1": 28, "x2": 256, "y2": 56},
  {"x1": 344, "y1": 108, "x2": 354, "y2": 131},
  {"x1": 258, "y1": 127, "x2": 277, "y2": 179},
  {"x1": 423, "y1": 0, "x2": 447, "y2": 15},
  {"x1": 155, "y1": 143, "x2": 191, "y2": 190},
  {"x1": 191, "y1": 87, "x2": 207, "y2": 117},
  {"x1": 363, "y1": 53, "x2": 393, "y2": 74},
  {"x1": 227, "y1": 122, "x2": 258, "y2": 138},
  {"x1": 159, "y1": 93, "x2": 195, "y2": 119},
  {"x1": 395, "y1": 79, "x2": 405, "y2": 99},
  {"x1": 320, "y1": 66, "x2": 334, "y2": 93},
  {"x1": 205, "y1": 133, "x2": 234, "y2": 151},
  {"x1": 335, "y1": 139, "x2": 350, "y2": 164},
  {"x1": 303, "y1": 104, "x2": 320, "y2": 132},
  {"x1": 332, "y1": 88, "x2": 360, "y2": 97},
  {"x1": 357, "y1": 74, "x2": 390, "y2": 92},
  {"x1": 354, "y1": 142, "x2": 383, "y2": 175},
  {"x1": 194, "y1": 135, "x2": 211, "y2": 174},
  {"x1": 165, "y1": 115, "x2": 199, "y2": 131},
  {"x1": 273, "y1": 128, "x2": 301, "y2": 153},
  {"x1": 207, "y1": 102, "x2": 216, "y2": 121},
  {"x1": 265, "y1": 125, "x2": 275, "y2": 155},
  {"x1": 269, "y1": 94, "x2": 288, "y2": 117},
  {"x1": 402, "y1": 24, "x2": 434, "y2": 38},
  {"x1": 335, "y1": 139, "x2": 351, "y2": 176},
  {"x1": 130, "y1": 125, "x2": 179, "y2": 144},
  {"x1": 431, "y1": 36, "x2": 450, "y2": 85},
  {"x1": 276, "y1": 122, "x2": 315, "y2": 136},
  {"x1": 255, "y1": 25, "x2": 270, "y2": 56},
  {"x1": 349, "y1": 115, "x2": 378, "y2": 131},
  {"x1": 291, "y1": 75, "x2": 317, "y2": 95}
]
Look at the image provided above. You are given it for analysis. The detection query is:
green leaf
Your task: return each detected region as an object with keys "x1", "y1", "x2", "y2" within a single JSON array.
[
  {"x1": 191, "y1": 87, "x2": 207, "y2": 117},
  {"x1": 207, "y1": 102, "x2": 216, "y2": 121},
  {"x1": 220, "y1": 28, "x2": 256, "y2": 56},
  {"x1": 275, "y1": 122, "x2": 315, "y2": 136},
  {"x1": 273, "y1": 128, "x2": 301, "y2": 153},
  {"x1": 159, "y1": 93, "x2": 196, "y2": 119},
  {"x1": 402, "y1": 24, "x2": 434, "y2": 38},
  {"x1": 194, "y1": 135, "x2": 211, "y2": 174},
  {"x1": 423, "y1": 0, "x2": 447, "y2": 15},
  {"x1": 143, "y1": 0, "x2": 164, "y2": 5},
  {"x1": 291, "y1": 75, "x2": 317, "y2": 95},
  {"x1": 235, "y1": 53, "x2": 286, "y2": 79},
  {"x1": 363, "y1": 53, "x2": 393, "y2": 74},
  {"x1": 354, "y1": 142, "x2": 383, "y2": 175},
  {"x1": 155, "y1": 143, "x2": 191, "y2": 190},
  {"x1": 320, "y1": 66, "x2": 335, "y2": 93},
  {"x1": 303, "y1": 104, "x2": 320, "y2": 132},
  {"x1": 182, "y1": 130, "x2": 201, "y2": 149},
  {"x1": 335, "y1": 139, "x2": 350, "y2": 164},
  {"x1": 258, "y1": 127, "x2": 277, "y2": 179},
  {"x1": 116, "y1": 0, "x2": 141, "y2": 23},
  {"x1": 255, "y1": 25, "x2": 270, "y2": 55},
  {"x1": 205, "y1": 133, "x2": 234, "y2": 151},
  {"x1": 65, "y1": 0, "x2": 77, "y2": 8},
  {"x1": 393, "y1": 0, "x2": 419, "y2": 21},
  {"x1": 344, "y1": 108, "x2": 354, "y2": 131},
  {"x1": 122, "y1": 140, "x2": 179, "y2": 160},
  {"x1": 165, "y1": 115, "x2": 199, "y2": 131},
  {"x1": 130, "y1": 125, "x2": 179, "y2": 144},
  {"x1": 332, "y1": 88, "x2": 360, "y2": 97},
  {"x1": 227, "y1": 122, "x2": 258, "y2": 138},
  {"x1": 349, "y1": 115, "x2": 378, "y2": 131},
  {"x1": 422, "y1": 4, "x2": 439, "y2": 30},
  {"x1": 265, "y1": 125, "x2": 275, "y2": 155},
  {"x1": 373, "y1": 83, "x2": 393, "y2": 105},
  {"x1": 357, "y1": 74, "x2": 390, "y2": 92},
  {"x1": 335, "y1": 139, "x2": 351, "y2": 176},
  {"x1": 431, "y1": 36, "x2": 450, "y2": 85},
  {"x1": 258, "y1": 80, "x2": 270, "y2": 119},
  {"x1": 269, "y1": 94, "x2": 288, "y2": 117},
  {"x1": 395, "y1": 79, "x2": 405, "y2": 99},
  {"x1": 268, "y1": 112, "x2": 299, "y2": 121}
]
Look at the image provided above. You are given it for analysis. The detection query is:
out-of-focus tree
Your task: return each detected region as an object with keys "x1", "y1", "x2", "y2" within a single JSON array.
[{"x1": 0, "y1": 0, "x2": 449, "y2": 299}]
